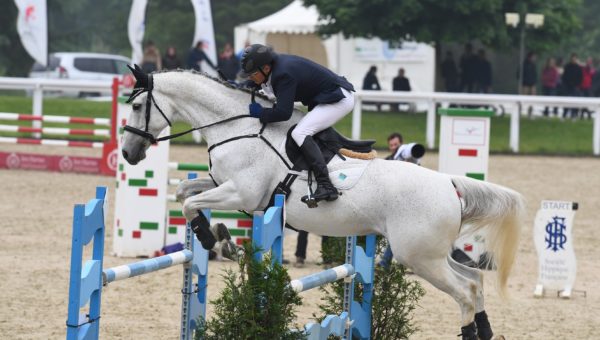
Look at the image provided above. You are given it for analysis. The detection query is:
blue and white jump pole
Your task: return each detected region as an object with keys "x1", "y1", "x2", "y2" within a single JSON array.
[
  {"x1": 66, "y1": 173, "x2": 209, "y2": 340},
  {"x1": 250, "y1": 194, "x2": 375, "y2": 340}
]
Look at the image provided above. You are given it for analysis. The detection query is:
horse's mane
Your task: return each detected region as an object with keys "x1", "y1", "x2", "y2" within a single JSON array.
[{"x1": 153, "y1": 68, "x2": 273, "y2": 103}]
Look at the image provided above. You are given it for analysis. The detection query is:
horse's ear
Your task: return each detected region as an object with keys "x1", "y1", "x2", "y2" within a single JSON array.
[{"x1": 126, "y1": 64, "x2": 150, "y2": 103}]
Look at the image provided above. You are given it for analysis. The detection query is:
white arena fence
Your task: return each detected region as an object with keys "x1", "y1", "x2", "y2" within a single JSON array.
[
  {"x1": 353, "y1": 90, "x2": 600, "y2": 156},
  {"x1": 0, "y1": 77, "x2": 598, "y2": 156}
]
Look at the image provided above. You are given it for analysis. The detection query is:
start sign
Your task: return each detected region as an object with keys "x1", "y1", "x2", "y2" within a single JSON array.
[{"x1": 533, "y1": 200, "x2": 578, "y2": 298}]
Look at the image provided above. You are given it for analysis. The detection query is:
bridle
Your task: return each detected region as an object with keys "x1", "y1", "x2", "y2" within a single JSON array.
[{"x1": 123, "y1": 74, "x2": 252, "y2": 144}]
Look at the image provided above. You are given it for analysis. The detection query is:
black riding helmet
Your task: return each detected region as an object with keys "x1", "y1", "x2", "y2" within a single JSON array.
[{"x1": 240, "y1": 44, "x2": 275, "y2": 78}]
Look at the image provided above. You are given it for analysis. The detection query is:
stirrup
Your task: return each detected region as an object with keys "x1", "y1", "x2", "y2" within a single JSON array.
[{"x1": 301, "y1": 194, "x2": 319, "y2": 208}]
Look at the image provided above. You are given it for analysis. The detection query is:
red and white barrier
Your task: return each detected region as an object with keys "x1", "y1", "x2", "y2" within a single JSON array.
[
  {"x1": 0, "y1": 78, "x2": 121, "y2": 176},
  {"x1": 0, "y1": 136, "x2": 104, "y2": 148},
  {"x1": 0, "y1": 125, "x2": 110, "y2": 137},
  {"x1": 0, "y1": 112, "x2": 111, "y2": 126}
]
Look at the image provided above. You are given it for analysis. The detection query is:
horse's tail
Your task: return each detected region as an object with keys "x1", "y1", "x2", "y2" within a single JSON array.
[{"x1": 451, "y1": 175, "x2": 525, "y2": 298}]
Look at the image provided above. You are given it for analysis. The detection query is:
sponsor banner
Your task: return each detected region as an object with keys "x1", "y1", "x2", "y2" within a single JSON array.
[
  {"x1": 533, "y1": 200, "x2": 578, "y2": 297},
  {"x1": 0, "y1": 151, "x2": 101, "y2": 174}
]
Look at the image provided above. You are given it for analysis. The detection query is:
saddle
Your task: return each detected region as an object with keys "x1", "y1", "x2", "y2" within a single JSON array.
[
  {"x1": 284, "y1": 126, "x2": 376, "y2": 171},
  {"x1": 269, "y1": 127, "x2": 375, "y2": 210}
]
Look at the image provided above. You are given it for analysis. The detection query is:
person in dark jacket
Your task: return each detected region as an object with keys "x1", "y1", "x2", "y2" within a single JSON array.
[
  {"x1": 362, "y1": 65, "x2": 381, "y2": 90},
  {"x1": 217, "y1": 43, "x2": 240, "y2": 81},
  {"x1": 392, "y1": 68, "x2": 411, "y2": 92},
  {"x1": 187, "y1": 40, "x2": 217, "y2": 72},
  {"x1": 441, "y1": 51, "x2": 459, "y2": 92},
  {"x1": 162, "y1": 46, "x2": 182, "y2": 70},
  {"x1": 562, "y1": 53, "x2": 583, "y2": 118},
  {"x1": 241, "y1": 44, "x2": 355, "y2": 204},
  {"x1": 520, "y1": 52, "x2": 538, "y2": 95},
  {"x1": 475, "y1": 49, "x2": 492, "y2": 93},
  {"x1": 362, "y1": 65, "x2": 382, "y2": 111}
]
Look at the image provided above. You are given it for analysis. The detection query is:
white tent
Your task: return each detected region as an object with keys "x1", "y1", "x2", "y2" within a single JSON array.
[{"x1": 234, "y1": 0, "x2": 435, "y2": 92}]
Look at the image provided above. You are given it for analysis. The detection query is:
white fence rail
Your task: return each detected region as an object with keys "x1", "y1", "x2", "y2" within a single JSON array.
[
  {"x1": 1, "y1": 78, "x2": 598, "y2": 155},
  {"x1": 353, "y1": 90, "x2": 600, "y2": 156},
  {"x1": 0, "y1": 77, "x2": 113, "y2": 138}
]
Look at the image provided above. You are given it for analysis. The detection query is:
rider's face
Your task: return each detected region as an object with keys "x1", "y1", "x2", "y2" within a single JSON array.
[{"x1": 249, "y1": 65, "x2": 271, "y2": 84}]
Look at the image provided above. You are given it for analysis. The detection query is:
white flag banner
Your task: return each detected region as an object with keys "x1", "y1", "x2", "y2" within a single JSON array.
[
  {"x1": 128, "y1": 0, "x2": 148, "y2": 65},
  {"x1": 14, "y1": 0, "x2": 47, "y2": 66},
  {"x1": 533, "y1": 200, "x2": 578, "y2": 298},
  {"x1": 191, "y1": 0, "x2": 217, "y2": 76}
]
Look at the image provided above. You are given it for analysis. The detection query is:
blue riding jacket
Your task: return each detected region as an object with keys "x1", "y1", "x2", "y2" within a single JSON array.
[{"x1": 253, "y1": 54, "x2": 354, "y2": 123}]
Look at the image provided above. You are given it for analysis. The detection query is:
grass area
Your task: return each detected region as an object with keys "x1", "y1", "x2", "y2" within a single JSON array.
[
  {"x1": 0, "y1": 95, "x2": 595, "y2": 155},
  {"x1": 334, "y1": 111, "x2": 595, "y2": 155}
]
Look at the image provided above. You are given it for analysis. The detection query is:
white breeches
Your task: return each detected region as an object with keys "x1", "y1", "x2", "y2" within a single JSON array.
[{"x1": 291, "y1": 88, "x2": 355, "y2": 145}]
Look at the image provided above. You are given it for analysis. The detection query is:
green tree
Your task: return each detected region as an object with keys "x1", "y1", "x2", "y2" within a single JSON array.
[{"x1": 303, "y1": 0, "x2": 581, "y2": 53}]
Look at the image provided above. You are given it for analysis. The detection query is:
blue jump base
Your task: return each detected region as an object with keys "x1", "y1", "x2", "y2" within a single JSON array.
[{"x1": 66, "y1": 184, "x2": 373, "y2": 339}]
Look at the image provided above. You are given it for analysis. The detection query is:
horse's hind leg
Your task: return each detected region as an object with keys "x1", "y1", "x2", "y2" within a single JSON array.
[
  {"x1": 448, "y1": 255, "x2": 494, "y2": 340},
  {"x1": 411, "y1": 257, "x2": 479, "y2": 340}
]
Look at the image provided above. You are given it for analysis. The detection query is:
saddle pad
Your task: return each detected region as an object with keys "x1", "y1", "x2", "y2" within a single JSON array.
[{"x1": 295, "y1": 155, "x2": 372, "y2": 191}]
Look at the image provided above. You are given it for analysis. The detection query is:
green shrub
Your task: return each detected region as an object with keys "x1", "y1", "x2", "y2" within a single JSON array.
[
  {"x1": 317, "y1": 237, "x2": 425, "y2": 339},
  {"x1": 195, "y1": 243, "x2": 305, "y2": 340}
]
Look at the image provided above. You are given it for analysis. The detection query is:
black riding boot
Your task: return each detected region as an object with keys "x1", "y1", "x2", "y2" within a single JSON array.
[{"x1": 300, "y1": 136, "x2": 338, "y2": 202}]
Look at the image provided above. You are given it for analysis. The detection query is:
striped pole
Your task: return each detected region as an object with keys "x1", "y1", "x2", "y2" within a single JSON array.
[
  {"x1": 0, "y1": 125, "x2": 110, "y2": 137},
  {"x1": 168, "y1": 162, "x2": 209, "y2": 171},
  {"x1": 0, "y1": 136, "x2": 104, "y2": 148},
  {"x1": 0, "y1": 112, "x2": 110, "y2": 126},
  {"x1": 102, "y1": 249, "x2": 193, "y2": 284},
  {"x1": 290, "y1": 264, "x2": 355, "y2": 293}
]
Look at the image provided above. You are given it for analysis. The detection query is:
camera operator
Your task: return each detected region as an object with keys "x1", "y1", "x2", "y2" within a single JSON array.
[{"x1": 380, "y1": 132, "x2": 425, "y2": 268}]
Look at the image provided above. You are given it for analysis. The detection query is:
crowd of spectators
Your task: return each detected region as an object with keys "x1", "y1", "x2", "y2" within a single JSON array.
[
  {"x1": 438, "y1": 43, "x2": 598, "y2": 119},
  {"x1": 139, "y1": 39, "x2": 242, "y2": 81}
]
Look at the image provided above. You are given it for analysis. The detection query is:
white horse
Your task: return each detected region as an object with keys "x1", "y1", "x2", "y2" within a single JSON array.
[{"x1": 121, "y1": 69, "x2": 524, "y2": 340}]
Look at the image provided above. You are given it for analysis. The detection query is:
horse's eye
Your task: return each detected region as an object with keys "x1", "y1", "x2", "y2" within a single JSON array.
[{"x1": 132, "y1": 103, "x2": 142, "y2": 110}]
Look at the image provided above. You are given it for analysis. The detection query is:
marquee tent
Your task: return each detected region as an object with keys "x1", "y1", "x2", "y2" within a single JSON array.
[{"x1": 234, "y1": 0, "x2": 435, "y2": 92}]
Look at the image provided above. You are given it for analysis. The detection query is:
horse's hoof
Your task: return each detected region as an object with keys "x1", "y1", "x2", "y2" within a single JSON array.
[
  {"x1": 492, "y1": 336, "x2": 506, "y2": 340},
  {"x1": 221, "y1": 240, "x2": 241, "y2": 262}
]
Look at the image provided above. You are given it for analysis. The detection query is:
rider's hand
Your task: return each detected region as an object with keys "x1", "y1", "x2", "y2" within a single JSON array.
[{"x1": 249, "y1": 102, "x2": 263, "y2": 118}]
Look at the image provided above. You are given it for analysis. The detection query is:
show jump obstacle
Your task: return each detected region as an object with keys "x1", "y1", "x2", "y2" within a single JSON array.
[
  {"x1": 67, "y1": 187, "x2": 374, "y2": 339},
  {"x1": 438, "y1": 107, "x2": 493, "y2": 265},
  {"x1": 0, "y1": 79, "x2": 121, "y2": 176}
]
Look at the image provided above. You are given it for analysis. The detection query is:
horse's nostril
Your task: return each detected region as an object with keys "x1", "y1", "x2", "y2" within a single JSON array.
[{"x1": 122, "y1": 150, "x2": 129, "y2": 160}]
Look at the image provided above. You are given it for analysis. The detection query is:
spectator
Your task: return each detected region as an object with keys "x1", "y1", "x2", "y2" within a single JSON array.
[
  {"x1": 441, "y1": 51, "x2": 459, "y2": 92},
  {"x1": 162, "y1": 46, "x2": 182, "y2": 70},
  {"x1": 541, "y1": 57, "x2": 559, "y2": 116},
  {"x1": 475, "y1": 49, "x2": 492, "y2": 93},
  {"x1": 391, "y1": 68, "x2": 411, "y2": 112},
  {"x1": 562, "y1": 53, "x2": 583, "y2": 119},
  {"x1": 217, "y1": 43, "x2": 240, "y2": 81},
  {"x1": 459, "y1": 43, "x2": 477, "y2": 93},
  {"x1": 385, "y1": 132, "x2": 403, "y2": 160},
  {"x1": 140, "y1": 41, "x2": 162, "y2": 73},
  {"x1": 362, "y1": 65, "x2": 381, "y2": 90},
  {"x1": 187, "y1": 40, "x2": 217, "y2": 72},
  {"x1": 392, "y1": 68, "x2": 411, "y2": 91},
  {"x1": 520, "y1": 51, "x2": 537, "y2": 95},
  {"x1": 362, "y1": 65, "x2": 382, "y2": 111},
  {"x1": 579, "y1": 57, "x2": 595, "y2": 119},
  {"x1": 292, "y1": 231, "x2": 330, "y2": 268}
]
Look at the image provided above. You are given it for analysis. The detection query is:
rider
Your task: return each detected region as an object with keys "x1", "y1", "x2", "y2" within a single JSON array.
[{"x1": 241, "y1": 44, "x2": 355, "y2": 203}]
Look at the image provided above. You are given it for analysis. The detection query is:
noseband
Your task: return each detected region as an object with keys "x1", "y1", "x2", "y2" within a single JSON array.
[{"x1": 123, "y1": 74, "x2": 251, "y2": 144}]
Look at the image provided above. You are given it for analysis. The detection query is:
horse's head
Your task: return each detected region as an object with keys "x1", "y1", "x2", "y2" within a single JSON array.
[{"x1": 121, "y1": 65, "x2": 175, "y2": 165}]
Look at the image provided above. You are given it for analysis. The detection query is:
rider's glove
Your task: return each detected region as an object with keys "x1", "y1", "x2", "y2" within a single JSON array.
[{"x1": 249, "y1": 102, "x2": 263, "y2": 118}]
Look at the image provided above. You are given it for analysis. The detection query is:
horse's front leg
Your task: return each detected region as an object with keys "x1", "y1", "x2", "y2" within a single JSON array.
[
  {"x1": 182, "y1": 180, "x2": 246, "y2": 256},
  {"x1": 176, "y1": 177, "x2": 217, "y2": 203},
  {"x1": 182, "y1": 179, "x2": 245, "y2": 219}
]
